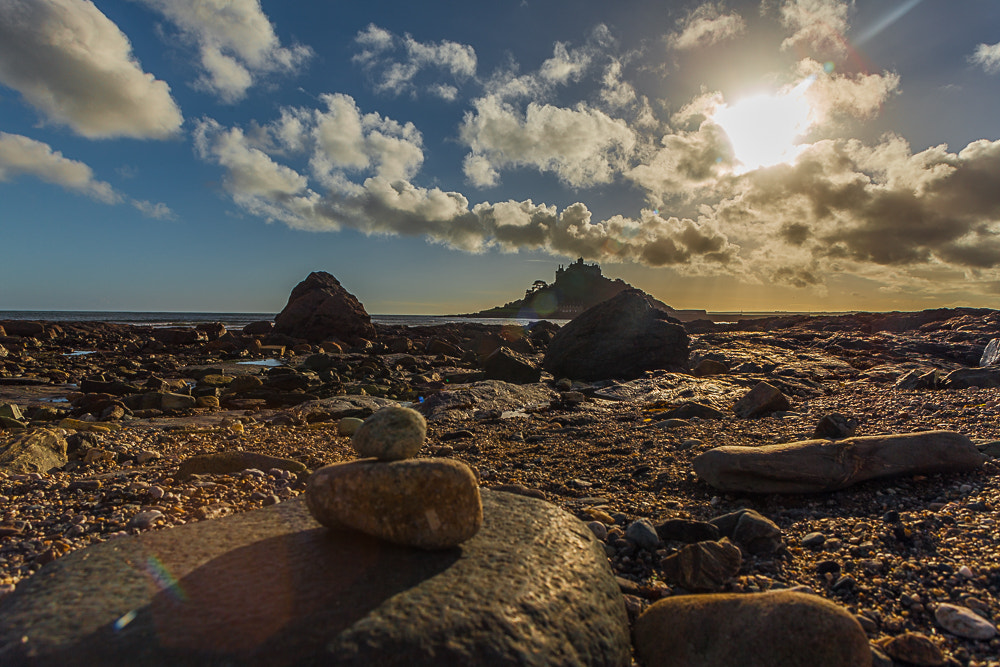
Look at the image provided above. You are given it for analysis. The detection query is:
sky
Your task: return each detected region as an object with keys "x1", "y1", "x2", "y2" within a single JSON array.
[{"x1": 2, "y1": 0, "x2": 1000, "y2": 315}]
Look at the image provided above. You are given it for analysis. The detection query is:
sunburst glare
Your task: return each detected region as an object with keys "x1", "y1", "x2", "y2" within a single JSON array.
[{"x1": 713, "y1": 77, "x2": 816, "y2": 173}]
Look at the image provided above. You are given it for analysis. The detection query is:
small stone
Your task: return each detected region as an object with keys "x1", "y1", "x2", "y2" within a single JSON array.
[
  {"x1": 337, "y1": 417, "x2": 364, "y2": 436},
  {"x1": 732, "y1": 381, "x2": 790, "y2": 418},
  {"x1": 880, "y1": 632, "x2": 944, "y2": 666},
  {"x1": 801, "y1": 532, "x2": 827, "y2": 549},
  {"x1": 135, "y1": 450, "x2": 160, "y2": 465},
  {"x1": 655, "y1": 518, "x2": 720, "y2": 544},
  {"x1": 659, "y1": 538, "x2": 741, "y2": 592},
  {"x1": 128, "y1": 510, "x2": 164, "y2": 530},
  {"x1": 351, "y1": 407, "x2": 426, "y2": 461},
  {"x1": 194, "y1": 503, "x2": 233, "y2": 521},
  {"x1": 306, "y1": 458, "x2": 482, "y2": 549},
  {"x1": 934, "y1": 603, "x2": 999, "y2": 640},
  {"x1": 587, "y1": 521, "x2": 608, "y2": 541},
  {"x1": 625, "y1": 518, "x2": 660, "y2": 551}
]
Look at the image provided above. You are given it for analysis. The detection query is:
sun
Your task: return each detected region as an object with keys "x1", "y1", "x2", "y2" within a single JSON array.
[{"x1": 713, "y1": 78, "x2": 815, "y2": 172}]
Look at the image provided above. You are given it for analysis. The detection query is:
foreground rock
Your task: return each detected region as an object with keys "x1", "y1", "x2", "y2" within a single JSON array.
[
  {"x1": 694, "y1": 430, "x2": 985, "y2": 493},
  {"x1": 634, "y1": 590, "x2": 872, "y2": 667},
  {"x1": 543, "y1": 289, "x2": 689, "y2": 381},
  {"x1": 306, "y1": 458, "x2": 482, "y2": 549},
  {"x1": 273, "y1": 271, "x2": 377, "y2": 345},
  {"x1": 0, "y1": 491, "x2": 630, "y2": 666}
]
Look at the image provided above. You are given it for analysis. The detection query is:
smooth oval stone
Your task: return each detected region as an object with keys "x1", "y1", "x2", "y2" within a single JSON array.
[
  {"x1": 337, "y1": 417, "x2": 364, "y2": 436},
  {"x1": 351, "y1": 406, "x2": 426, "y2": 460},
  {"x1": 934, "y1": 603, "x2": 999, "y2": 640},
  {"x1": 306, "y1": 458, "x2": 482, "y2": 549},
  {"x1": 634, "y1": 590, "x2": 872, "y2": 667}
]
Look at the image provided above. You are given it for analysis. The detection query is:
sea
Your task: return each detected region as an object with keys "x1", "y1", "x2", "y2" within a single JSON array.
[{"x1": 0, "y1": 311, "x2": 570, "y2": 330}]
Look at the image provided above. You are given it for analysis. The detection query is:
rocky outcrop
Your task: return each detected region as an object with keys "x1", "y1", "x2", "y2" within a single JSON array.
[
  {"x1": 273, "y1": 271, "x2": 376, "y2": 345},
  {"x1": 0, "y1": 491, "x2": 631, "y2": 666},
  {"x1": 543, "y1": 290, "x2": 689, "y2": 381},
  {"x1": 694, "y1": 430, "x2": 986, "y2": 493},
  {"x1": 634, "y1": 591, "x2": 872, "y2": 667},
  {"x1": 0, "y1": 429, "x2": 68, "y2": 473}
]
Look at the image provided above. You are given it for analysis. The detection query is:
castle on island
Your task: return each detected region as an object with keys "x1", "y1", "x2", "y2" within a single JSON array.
[{"x1": 466, "y1": 257, "x2": 708, "y2": 321}]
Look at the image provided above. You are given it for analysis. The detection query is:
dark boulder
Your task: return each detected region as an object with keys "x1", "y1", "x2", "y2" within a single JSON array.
[
  {"x1": 482, "y1": 347, "x2": 541, "y2": 384},
  {"x1": 543, "y1": 290, "x2": 689, "y2": 381},
  {"x1": 273, "y1": 272, "x2": 376, "y2": 345},
  {"x1": 243, "y1": 320, "x2": 274, "y2": 336}
]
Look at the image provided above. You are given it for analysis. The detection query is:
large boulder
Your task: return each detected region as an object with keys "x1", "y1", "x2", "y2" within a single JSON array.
[
  {"x1": 0, "y1": 491, "x2": 630, "y2": 666},
  {"x1": 273, "y1": 271, "x2": 377, "y2": 345},
  {"x1": 634, "y1": 590, "x2": 872, "y2": 667},
  {"x1": 543, "y1": 289, "x2": 689, "y2": 381},
  {"x1": 694, "y1": 430, "x2": 986, "y2": 493}
]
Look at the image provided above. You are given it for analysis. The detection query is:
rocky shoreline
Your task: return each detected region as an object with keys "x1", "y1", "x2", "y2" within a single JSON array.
[{"x1": 3, "y1": 297, "x2": 1000, "y2": 665}]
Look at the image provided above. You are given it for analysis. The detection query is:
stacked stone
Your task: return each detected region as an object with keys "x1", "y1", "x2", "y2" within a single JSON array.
[{"x1": 305, "y1": 406, "x2": 483, "y2": 549}]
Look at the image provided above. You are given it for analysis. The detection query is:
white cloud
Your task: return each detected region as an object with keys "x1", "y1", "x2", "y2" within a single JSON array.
[
  {"x1": 778, "y1": 0, "x2": 850, "y2": 55},
  {"x1": 0, "y1": 0, "x2": 183, "y2": 139},
  {"x1": 539, "y1": 42, "x2": 592, "y2": 84},
  {"x1": 132, "y1": 199, "x2": 175, "y2": 219},
  {"x1": 0, "y1": 131, "x2": 120, "y2": 202},
  {"x1": 797, "y1": 59, "x2": 900, "y2": 123},
  {"x1": 193, "y1": 103, "x2": 740, "y2": 268},
  {"x1": 667, "y1": 3, "x2": 746, "y2": 51},
  {"x1": 134, "y1": 0, "x2": 312, "y2": 103},
  {"x1": 352, "y1": 24, "x2": 476, "y2": 98},
  {"x1": 460, "y1": 95, "x2": 637, "y2": 188},
  {"x1": 971, "y1": 41, "x2": 1000, "y2": 74}
]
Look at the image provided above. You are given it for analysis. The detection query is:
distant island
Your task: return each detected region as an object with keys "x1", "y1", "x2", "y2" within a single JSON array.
[{"x1": 457, "y1": 257, "x2": 708, "y2": 321}]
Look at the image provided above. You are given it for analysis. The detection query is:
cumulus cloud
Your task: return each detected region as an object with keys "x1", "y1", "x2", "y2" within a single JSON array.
[
  {"x1": 667, "y1": 3, "x2": 746, "y2": 51},
  {"x1": 192, "y1": 100, "x2": 740, "y2": 268},
  {"x1": 0, "y1": 131, "x2": 174, "y2": 218},
  {"x1": 797, "y1": 59, "x2": 900, "y2": 122},
  {"x1": 778, "y1": 0, "x2": 850, "y2": 55},
  {"x1": 971, "y1": 41, "x2": 1000, "y2": 74},
  {"x1": 459, "y1": 96, "x2": 636, "y2": 188},
  {"x1": 0, "y1": 0, "x2": 183, "y2": 139},
  {"x1": 134, "y1": 0, "x2": 312, "y2": 103},
  {"x1": 0, "y1": 131, "x2": 119, "y2": 202},
  {"x1": 352, "y1": 24, "x2": 476, "y2": 98}
]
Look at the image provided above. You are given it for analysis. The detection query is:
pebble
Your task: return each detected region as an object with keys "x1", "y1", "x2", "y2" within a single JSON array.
[
  {"x1": 128, "y1": 510, "x2": 164, "y2": 530},
  {"x1": 337, "y1": 417, "x2": 364, "y2": 436},
  {"x1": 801, "y1": 532, "x2": 827, "y2": 549},
  {"x1": 935, "y1": 603, "x2": 999, "y2": 640},
  {"x1": 587, "y1": 521, "x2": 608, "y2": 541},
  {"x1": 880, "y1": 632, "x2": 945, "y2": 666},
  {"x1": 625, "y1": 518, "x2": 660, "y2": 551},
  {"x1": 351, "y1": 407, "x2": 426, "y2": 461}
]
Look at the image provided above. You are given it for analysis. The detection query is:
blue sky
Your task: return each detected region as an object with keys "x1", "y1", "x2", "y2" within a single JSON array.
[{"x1": 2, "y1": 0, "x2": 1000, "y2": 314}]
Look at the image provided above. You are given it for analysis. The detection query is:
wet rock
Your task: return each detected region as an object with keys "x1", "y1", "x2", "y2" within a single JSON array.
[
  {"x1": 306, "y1": 458, "x2": 482, "y2": 549},
  {"x1": 732, "y1": 382, "x2": 790, "y2": 418},
  {"x1": 176, "y1": 452, "x2": 306, "y2": 480},
  {"x1": 694, "y1": 430, "x2": 985, "y2": 493},
  {"x1": 634, "y1": 590, "x2": 872, "y2": 667},
  {"x1": 417, "y1": 380, "x2": 557, "y2": 419},
  {"x1": 242, "y1": 320, "x2": 273, "y2": 336},
  {"x1": 0, "y1": 429, "x2": 68, "y2": 473},
  {"x1": 659, "y1": 538, "x2": 741, "y2": 592},
  {"x1": 942, "y1": 367, "x2": 1000, "y2": 389},
  {"x1": 273, "y1": 271, "x2": 377, "y2": 345},
  {"x1": 692, "y1": 358, "x2": 728, "y2": 377},
  {"x1": 0, "y1": 491, "x2": 630, "y2": 666},
  {"x1": 812, "y1": 413, "x2": 858, "y2": 439},
  {"x1": 543, "y1": 290, "x2": 689, "y2": 381},
  {"x1": 934, "y1": 603, "x2": 998, "y2": 640},
  {"x1": 979, "y1": 337, "x2": 1000, "y2": 366},
  {"x1": 351, "y1": 407, "x2": 426, "y2": 461},
  {"x1": 661, "y1": 401, "x2": 726, "y2": 420},
  {"x1": 482, "y1": 347, "x2": 541, "y2": 384}
]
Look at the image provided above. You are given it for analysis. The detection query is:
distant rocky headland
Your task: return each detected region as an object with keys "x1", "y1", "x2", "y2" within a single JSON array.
[{"x1": 458, "y1": 257, "x2": 709, "y2": 322}]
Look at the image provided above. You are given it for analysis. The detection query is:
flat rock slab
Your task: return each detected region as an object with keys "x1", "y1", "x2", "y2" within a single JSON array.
[
  {"x1": 0, "y1": 490, "x2": 630, "y2": 667},
  {"x1": 693, "y1": 430, "x2": 985, "y2": 493}
]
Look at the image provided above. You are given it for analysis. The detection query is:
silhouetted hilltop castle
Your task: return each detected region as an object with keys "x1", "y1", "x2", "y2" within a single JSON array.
[{"x1": 464, "y1": 258, "x2": 707, "y2": 321}]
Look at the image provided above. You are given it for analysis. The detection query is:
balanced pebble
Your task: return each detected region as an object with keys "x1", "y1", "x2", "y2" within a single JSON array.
[{"x1": 351, "y1": 407, "x2": 426, "y2": 461}]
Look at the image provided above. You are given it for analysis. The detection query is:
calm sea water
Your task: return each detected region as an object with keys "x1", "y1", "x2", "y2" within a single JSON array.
[{"x1": 0, "y1": 311, "x2": 569, "y2": 330}]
